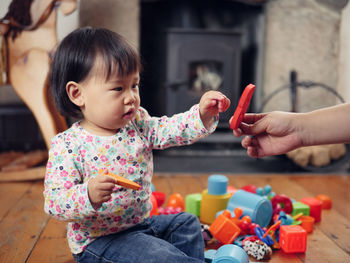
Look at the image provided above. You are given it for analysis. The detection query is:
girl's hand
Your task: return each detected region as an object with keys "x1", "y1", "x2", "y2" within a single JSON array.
[
  {"x1": 88, "y1": 169, "x2": 117, "y2": 210},
  {"x1": 199, "y1": 91, "x2": 230, "y2": 130}
]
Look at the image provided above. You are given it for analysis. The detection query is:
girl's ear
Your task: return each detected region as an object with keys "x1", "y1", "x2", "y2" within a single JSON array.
[{"x1": 66, "y1": 81, "x2": 84, "y2": 107}]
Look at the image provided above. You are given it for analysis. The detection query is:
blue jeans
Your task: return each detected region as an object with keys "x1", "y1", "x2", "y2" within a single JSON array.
[{"x1": 73, "y1": 212, "x2": 205, "y2": 263}]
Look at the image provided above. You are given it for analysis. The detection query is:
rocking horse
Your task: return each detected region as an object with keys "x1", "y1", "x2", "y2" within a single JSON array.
[{"x1": 0, "y1": 0, "x2": 77, "y2": 149}]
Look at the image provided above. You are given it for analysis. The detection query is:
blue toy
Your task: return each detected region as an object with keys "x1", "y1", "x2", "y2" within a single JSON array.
[
  {"x1": 227, "y1": 190, "x2": 273, "y2": 227},
  {"x1": 205, "y1": 244, "x2": 249, "y2": 263}
]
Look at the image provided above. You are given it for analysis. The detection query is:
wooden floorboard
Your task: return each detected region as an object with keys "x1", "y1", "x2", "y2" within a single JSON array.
[{"x1": 0, "y1": 172, "x2": 349, "y2": 262}]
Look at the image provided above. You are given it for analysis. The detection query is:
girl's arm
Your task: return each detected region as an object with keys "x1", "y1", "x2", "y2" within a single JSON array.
[
  {"x1": 135, "y1": 104, "x2": 216, "y2": 149},
  {"x1": 135, "y1": 91, "x2": 229, "y2": 149},
  {"x1": 43, "y1": 135, "x2": 96, "y2": 221}
]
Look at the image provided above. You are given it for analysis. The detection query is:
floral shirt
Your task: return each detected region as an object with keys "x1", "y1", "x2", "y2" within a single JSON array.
[{"x1": 43, "y1": 105, "x2": 217, "y2": 254}]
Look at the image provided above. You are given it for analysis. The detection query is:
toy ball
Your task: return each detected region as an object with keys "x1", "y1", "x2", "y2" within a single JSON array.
[{"x1": 166, "y1": 193, "x2": 185, "y2": 210}]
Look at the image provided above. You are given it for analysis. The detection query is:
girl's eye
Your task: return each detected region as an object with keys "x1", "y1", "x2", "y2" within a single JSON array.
[
  {"x1": 113, "y1": 87, "x2": 123, "y2": 91},
  {"x1": 133, "y1": 84, "x2": 139, "y2": 89}
]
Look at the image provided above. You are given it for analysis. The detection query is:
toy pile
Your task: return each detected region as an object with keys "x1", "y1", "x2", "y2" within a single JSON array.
[{"x1": 150, "y1": 174, "x2": 332, "y2": 262}]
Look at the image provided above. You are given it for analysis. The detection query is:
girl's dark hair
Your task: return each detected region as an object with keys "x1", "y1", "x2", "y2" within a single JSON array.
[{"x1": 49, "y1": 27, "x2": 141, "y2": 118}]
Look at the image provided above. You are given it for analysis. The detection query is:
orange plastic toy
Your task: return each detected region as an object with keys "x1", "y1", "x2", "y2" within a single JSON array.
[
  {"x1": 315, "y1": 194, "x2": 332, "y2": 209},
  {"x1": 229, "y1": 84, "x2": 255, "y2": 130},
  {"x1": 209, "y1": 210, "x2": 241, "y2": 244},
  {"x1": 166, "y1": 193, "x2": 185, "y2": 210},
  {"x1": 299, "y1": 215, "x2": 315, "y2": 233},
  {"x1": 279, "y1": 225, "x2": 307, "y2": 253},
  {"x1": 99, "y1": 169, "x2": 141, "y2": 190},
  {"x1": 232, "y1": 207, "x2": 251, "y2": 226}
]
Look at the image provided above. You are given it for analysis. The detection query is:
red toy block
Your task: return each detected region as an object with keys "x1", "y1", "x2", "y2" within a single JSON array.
[
  {"x1": 209, "y1": 210, "x2": 241, "y2": 244},
  {"x1": 315, "y1": 194, "x2": 332, "y2": 209},
  {"x1": 279, "y1": 225, "x2": 307, "y2": 253},
  {"x1": 300, "y1": 197, "x2": 322, "y2": 222}
]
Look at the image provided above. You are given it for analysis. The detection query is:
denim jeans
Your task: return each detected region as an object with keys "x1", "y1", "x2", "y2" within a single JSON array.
[{"x1": 73, "y1": 212, "x2": 205, "y2": 263}]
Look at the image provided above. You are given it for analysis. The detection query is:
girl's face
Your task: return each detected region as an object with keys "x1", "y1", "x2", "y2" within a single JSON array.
[{"x1": 77, "y1": 60, "x2": 140, "y2": 136}]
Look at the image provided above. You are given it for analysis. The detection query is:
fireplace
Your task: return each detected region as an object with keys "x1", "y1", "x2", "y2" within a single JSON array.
[
  {"x1": 162, "y1": 29, "x2": 241, "y2": 127},
  {"x1": 140, "y1": 0, "x2": 266, "y2": 138}
]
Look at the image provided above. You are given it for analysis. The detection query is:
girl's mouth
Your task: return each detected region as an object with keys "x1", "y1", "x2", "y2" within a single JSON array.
[{"x1": 123, "y1": 109, "x2": 135, "y2": 120}]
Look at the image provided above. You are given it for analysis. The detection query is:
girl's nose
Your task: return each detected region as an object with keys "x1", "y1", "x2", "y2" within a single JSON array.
[{"x1": 125, "y1": 90, "x2": 136, "y2": 104}]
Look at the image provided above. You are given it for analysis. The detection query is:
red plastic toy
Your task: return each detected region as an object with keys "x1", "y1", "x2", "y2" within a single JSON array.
[
  {"x1": 229, "y1": 84, "x2": 255, "y2": 130},
  {"x1": 271, "y1": 194, "x2": 293, "y2": 217},
  {"x1": 279, "y1": 225, "x2": 307, "y2": 253},
  {"x1": 300, "y1": 197, "x2": 322, "y2": 222}
]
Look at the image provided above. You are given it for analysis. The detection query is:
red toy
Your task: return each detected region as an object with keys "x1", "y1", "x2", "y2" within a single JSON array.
[
  {"x1": 150, "y1": 194, "x2": 158, "y2": 217},
  {"x1": 279, "y1": 225, "x2": 307, "y2": 253},
  {"x1": 152, "y1": 191, "x2": 166, "y2": 207},
  {"x1": 301, "y1": 197, "x2": 322, "y2": 222},
  {"x1": 271, "y1": 194, "x2": 293, "y2": 217},
  {"x1": 229, "y1": 84, "x2": 255, "y2": 130}
]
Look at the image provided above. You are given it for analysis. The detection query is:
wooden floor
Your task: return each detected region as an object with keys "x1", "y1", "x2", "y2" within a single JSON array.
[{"x1": 1, "y1": 169, "x2": 350, "y2": 262}]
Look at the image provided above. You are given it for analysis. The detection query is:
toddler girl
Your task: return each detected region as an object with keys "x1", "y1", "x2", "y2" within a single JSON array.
[{"x1": 44, "y1": 27, "x2": 230, "y2": 263}]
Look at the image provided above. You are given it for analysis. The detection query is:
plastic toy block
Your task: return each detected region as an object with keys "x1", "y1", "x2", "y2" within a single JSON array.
[
  {"x1": 100, "y1": 169, "x2": 141, "y2": 190},
  {"x1": 200, "y1": 175, "x2": 230, "y2": 224},
  {"x1": 200, "y1": 189, "x2": 231, "y2": 224},
  {"x1": 279, "y1": 225, "x2": 307, "y2": 253},
  {"x1": 208, "y1": 174, "x2": 228, "y2": 195},
  {"x1": 315, "y1": 194, "x2": 332, "y2": 209},
  {"x1": 185, "y1": 193, "x2": 202, "y2": 216},
  {"x1": 210, "y1": 244, "x2": 249, "y2": 263},
  {"x1": 229, "y1": 84, "x2": 255, "y2": 130},
  {"x1": 209, "y1": 210, "x2": 241, "y2": 244},
  {"x1": 299, "y1": 215, "x2": 315, "y2": 233},
  {"x1": 300, "y1": 197, "x2": 322, "y2": 222},
  {"x1": 291, "y1": 201, "x2": 310, "y2": 216}
]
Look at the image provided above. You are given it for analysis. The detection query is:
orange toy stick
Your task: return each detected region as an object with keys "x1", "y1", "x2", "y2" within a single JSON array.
[
  {"x1": 263, "y1": 220, "x2": 281, "y2": 238},
  {"x1": 99, "y1": 169, "x2": 141, "y2": 190},
  {"x1": 229, "y1": 84, "x2": 255, "y2": 130}
]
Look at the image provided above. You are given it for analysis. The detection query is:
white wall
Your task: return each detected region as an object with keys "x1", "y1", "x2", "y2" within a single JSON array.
[{"x1": 338, "y1": 2, "x2": 350, "y2": 102}]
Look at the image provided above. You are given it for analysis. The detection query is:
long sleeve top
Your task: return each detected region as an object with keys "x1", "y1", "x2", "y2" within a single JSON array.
[{"x1": 43, "y1": 105, "x2": 218, "y2": 254}]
